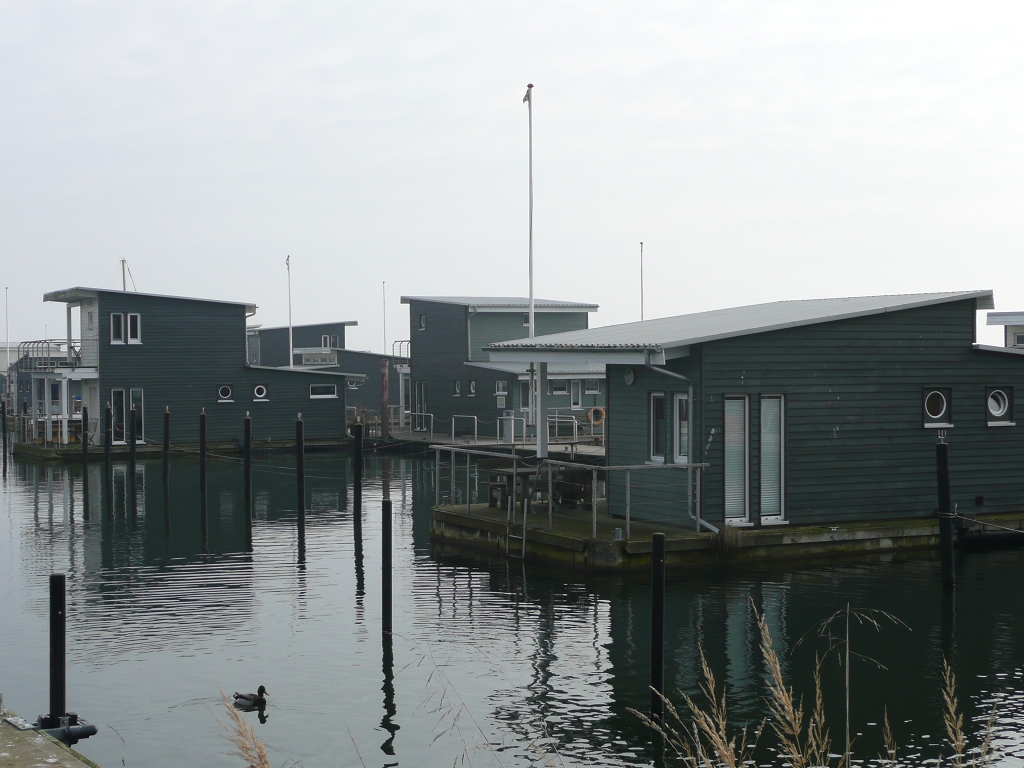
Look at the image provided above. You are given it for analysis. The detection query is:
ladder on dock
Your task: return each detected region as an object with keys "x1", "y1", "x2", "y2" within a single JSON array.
[{"x1": 505, "y1": 464, "x2": 550, "y2": 559}]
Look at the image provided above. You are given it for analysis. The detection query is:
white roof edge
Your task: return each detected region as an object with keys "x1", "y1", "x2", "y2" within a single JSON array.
[
  {"x1": 400, "y1": 295, "x2": 598, "y2": 310},
  {"x1": 43, "y1": 286, "x2": 257, "y2": 309},
  {"x1": 490, "y1": 291, "x2": 994, "y2": 352},
  {"x1": 246, "y1": 364, "x2": 367, "y2": 379},
  {"x1": 987, "y1": 312, "x2": 1024, "y2": 326},
  {"x1": 972, "y1": 344, "x2": 1024, "y2": 357}
]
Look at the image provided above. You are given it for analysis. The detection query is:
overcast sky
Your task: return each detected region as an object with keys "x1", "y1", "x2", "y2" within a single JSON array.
[{"x1": 3, "y1": 1, "x2": 1021, "y2": 351}]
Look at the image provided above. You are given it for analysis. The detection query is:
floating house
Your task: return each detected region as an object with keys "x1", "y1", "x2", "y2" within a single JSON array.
[
  {"x1": 8, "y1": 288, "x2": 365, "y2": 449},
  {"x1": 246, "y1": 321, "x2": 407, "y2": 416},
  {"x1": 401, "y1": 296, "x2": 605, "y2": 439},
  {"x1": 487, "y1": 291, "x2": 1024, "y2": 529}
]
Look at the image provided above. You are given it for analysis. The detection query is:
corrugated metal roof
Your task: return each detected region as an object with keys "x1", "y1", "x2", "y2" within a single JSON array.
[
  {"x1": 466, "y1": 361, "x2": 606, "y2": 376},
  {"x1": 987, "y1": 312, "x2": 1024, "y2": 326},
  {"x1": 400, "y1": 296, "x2": 598, "y2": 310},
  {"x1": 489, "y1": 291, "x2": 994, "y2": 352}
]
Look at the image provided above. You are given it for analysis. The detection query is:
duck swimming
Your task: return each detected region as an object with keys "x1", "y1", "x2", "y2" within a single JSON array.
[{"x1": 233, "y1": 685, "x2": 269, "y2": 708}]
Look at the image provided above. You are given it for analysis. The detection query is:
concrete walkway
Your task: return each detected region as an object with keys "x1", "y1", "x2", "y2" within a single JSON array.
[{"x1": 0, "y1": 713, "x2": 99, "y2": 768}]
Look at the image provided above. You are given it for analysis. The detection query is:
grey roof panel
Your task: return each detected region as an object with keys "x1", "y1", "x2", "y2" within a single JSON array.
[
  {"x1": 489, "y1": 291, "x2": 994, "y2": 352},
  {"x1": 44, "y1": 286, "x2": 256, "y2": 311},
  {"x1": 987, "y1": 312, "x2": 1024, "y2": 326},
  {"x1": 400, "y1": 296, "x2": 598, "y2": 310}
]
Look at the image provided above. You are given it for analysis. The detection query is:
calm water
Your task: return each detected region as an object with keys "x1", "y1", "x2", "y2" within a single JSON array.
[{"x1": 3, "y1": 452, "x2": 1024, "y2": 767}]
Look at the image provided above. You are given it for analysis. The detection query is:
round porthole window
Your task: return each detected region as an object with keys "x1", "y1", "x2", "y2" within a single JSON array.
[
  {"x1": 253, "y1": 385, "x2": 267, "y2": 400},
  {"x1": 469, "y1": 381, "x2": 476, "y2": 395},
  {"x1": 624, "y1": 368, "x2": 636, "y2": 386},
  {"x1": 218, "y1": 385, "x2": 233, "y2": 401},
  {"x1": 924, "y1": 390, "x2": 947, "y2": 420},
  {"x1": 988, "y1": 389, "x2": 1009, "y2": 419}
]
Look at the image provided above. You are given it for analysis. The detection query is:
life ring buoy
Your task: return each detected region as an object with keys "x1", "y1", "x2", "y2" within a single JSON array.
[{"x1": 588, "y1": 406, "x2": 605, "y2": 426}]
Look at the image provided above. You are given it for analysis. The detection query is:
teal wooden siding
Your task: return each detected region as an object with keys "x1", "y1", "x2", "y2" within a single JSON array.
[{"x1": 609, "y1": 299, "x2": 1024, "y2": 528}]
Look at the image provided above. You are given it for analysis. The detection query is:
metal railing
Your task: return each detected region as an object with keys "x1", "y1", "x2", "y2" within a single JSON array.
[
  {"x1": 17, "y1": 340, "x2": 83, "y2": 371},
  {"x1": 500, "y1": 415, "x2": 526, "y2": 444},
  {"x1": 391, "y1": 340, "x2": 410, "y2": 359},
  {"x1": 451, "y1": 414, "x2": 479, "y2": 443},
  {"x1": 408, "y1": 411, "x2": 434, "y2": 439},
  {"x1": 546, "y1": 413, "x2": 579, "y2": 442}
]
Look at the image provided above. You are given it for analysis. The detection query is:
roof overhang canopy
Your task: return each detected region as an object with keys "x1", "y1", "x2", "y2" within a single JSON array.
[
  {"x1": 987, "y1": 312, "x2": 1024, "y2": 326},
  {"x1": 466, "y1": 361, "x2": 607, "y2": 379},
  {"x1": 486, "y1": 348, "x2": 665, "y2": 366}
]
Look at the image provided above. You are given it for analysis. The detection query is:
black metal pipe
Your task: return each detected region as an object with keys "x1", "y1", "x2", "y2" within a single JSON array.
[
  {"x1": 937, "y1": 441, "x2": 955, "y2": 589},
  {"x1": 296, "y1": 416, "x2": 306, "y2": 562},
  {"x1": 353, "y1": 422, "x2": 363, "y2": 483},
  {"x1": 49, "y1": 573, "x2": 66, "y2": 725},
  {"x1": 650, "y1": 532, "x2": 666, "y2": 719},
  {"x1": 162, "y1": 407, "x2": 170, "y2": 484},
  {"x1": 244, "y1": 412, "x2": 252, "y2": 527},
  {"x1": 382, "y1": 498, "x2": 392, "y2": 633}
]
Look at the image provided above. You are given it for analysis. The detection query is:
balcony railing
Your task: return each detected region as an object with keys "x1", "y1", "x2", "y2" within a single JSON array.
[{"x1": 17, "y1": 340, "x2": 83, "y2": 371}]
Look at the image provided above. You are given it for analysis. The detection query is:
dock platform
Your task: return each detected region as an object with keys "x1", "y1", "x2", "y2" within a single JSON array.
[
  {"x1": 430, "y1": 502, "x2": 1024, "y2": 571},
  {"x1": 0, "y1": 713, "x2": 100, "y2": 768}
]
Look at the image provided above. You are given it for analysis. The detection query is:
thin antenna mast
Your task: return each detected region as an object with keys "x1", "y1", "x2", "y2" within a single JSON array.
[
  {"x1": 287, "y1": 255, "x2": 293, "y2": 369},
  {"x1": 382, "y1": 281, "x2": 387, "y2": 355},
  {"x1": 121, "y1": 259, "x2": 127, "y2": 291},
  {"x1": 640, "y1": 242, "x2": 644, "y2": 321}
]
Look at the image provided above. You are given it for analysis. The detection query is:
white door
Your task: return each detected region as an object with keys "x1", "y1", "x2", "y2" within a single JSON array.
[
  {"x1": 570, "y1": 380, "x2": 582, "y2": 410},
  {"x1": 724, "y1": 397, "x2": 748, "y2": 521}
]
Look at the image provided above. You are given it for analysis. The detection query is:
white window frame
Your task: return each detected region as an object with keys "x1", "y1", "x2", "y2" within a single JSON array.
[
  {"x1": 986, "y1": 386, "x2": 1015, "y2": 427},
  {"x1": 649, "y1": 391, "x2": 666, "y2": 464},
  {"x1": 218, "y1": 385, "x2": 234, "y2": 403},
  {"x1": 584, "y1": 379, "x2": 601, "y2": 395},
  {"x1": 570, "y1": 380, "x2": 583, "y2": 410},
  {"x1": 253, "y1": 384, "x2": 269, "y2": 402},
  {"x1": 522, "y1": 313, "x2": 530, "y2": 327},
  {"x1": 453, "y1": 380, "x2": 461, "y2": 397},
  {"x1": 322, "y1": 334, "x2": 330, "y2": 347},
  {"x1": 724, "y1": 395, "x2": 750, "y2": 525},
  {"x1": 759, "y1": 395, "x2": 786, "y2": 525},
  {"x1": 110, "y1": 313, "x2": 125, "y2": 344},
  {"x1": 1015, "y1": 333, "x2": 1024, "y2": 347},
  {"x1": 550, "y1": 380, "x2": 569, "y2": 396},
  {"x1": 310, "y1": 383, "x2": 338, "y2": 399},
  {"x1": 111, "y1": 388, "x2": 127, "y2": 444},
  {"x1": 418, "y1": 314, "x2": 427, "y2": 331},
  {"x1": 127, "y1": 313, "x2": 142, "y2": 344},
  {"x1": 331, "y1": 334, "x2": 340, "y2": 348},
  {"x1": 495, "y1": 380, "x2": 508, "y2": 396},
  {"x1": 673, "y1": 393, "x2": 689, "y2": 465},
  {"x1": 468, "y1": 380, "x2": 476, "y2": 397}
]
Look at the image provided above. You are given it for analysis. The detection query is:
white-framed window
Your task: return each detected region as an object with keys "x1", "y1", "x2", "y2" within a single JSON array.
[
  {"x1": 1015, "y1": 333, "x2": 1024, "y2": 347},
  {"x1": 519, "y1": 380, "x2": 531, "y2": 411},
  {"x1": 923, "y1": 387, "x2": 953, "y2": 428},
  {"x1": 253, "y1": 384, "x2": 269, "y2": 402},
  {"x1": 302, "y1": 352, "x2": 338, "y2": 366},
  {"x1": 218, "y1": 385, "x2": 234, "y2": 403},
  {"x1": 468, "y1": 380, "x2": 476, "y2": 396},
  {"x1": 453, "y1": 380, "x2": 461, "y2": 396},
  {"x1": 495, "y1": 380, "x2": 508, "y2": 396},
  {"x1": 418, "y1": 314, "x2": 427, "y2": 331},
  {"x1": 584, "y1": 379, "x2": 601, "y2": 394},
  {"x1": 987, "y1": 386, "x2": 1014, "y2": 426},
  {"x1": 649, "y1": 392, "x2": 666, "y2": 462},
  {"x1": 310, "y1": 383, "x2": 337, "y2": 399},
  {"x1": 127, "y1": 313, "x2": 141, "y2": 343},
  {"x1": 522, "y1": 313, "x2": 530, "y2": 327},
  {"x1": 570, "y1": 380, "x2": 582, "y2": 410},
  {"x1": 759, "y1": 396, "x2": 784, "y2": 521},
  {"x1": 331, "y1": 334, "x2": 340, "y2": 348},
  {"x1": 724, "y1": 396, "x2": 749, "y2": 523},
  {"x1": 110, "y1": 313, "x2": 124, "y2": 344},
  {"x1": 549, "y1": 380, "x2": 569, "y2": 396},
  {"x1": 87, "y1": 312, "x2": 94, "y2": 331},
  {"x1": 673, "y1": 393, "x2": 689, "y2": 464}
]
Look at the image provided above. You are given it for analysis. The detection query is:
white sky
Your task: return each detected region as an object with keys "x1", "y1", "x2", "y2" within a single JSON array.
[{"x1": 2, "y1": 1, "x2": 1022, "y2": 351}]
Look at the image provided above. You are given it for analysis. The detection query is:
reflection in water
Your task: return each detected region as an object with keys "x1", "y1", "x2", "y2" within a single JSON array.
[{"x1": 3, "y1": 455, "x2": 1024, "y2": 767}]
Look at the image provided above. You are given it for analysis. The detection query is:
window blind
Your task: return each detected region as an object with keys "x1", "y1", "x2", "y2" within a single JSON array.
[
  {"x1": 760, "y1": 397, "x2": 783, "y2": 518},
  {"x1": 724, "y1": 397, "x2": 747, "y2": 519}
]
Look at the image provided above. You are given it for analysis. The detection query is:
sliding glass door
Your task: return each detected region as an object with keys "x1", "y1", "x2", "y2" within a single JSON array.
[
  {"x1": 724, "y1": 397, "x2": 748, "y2": 522},
  {"x1": 759, "y1": 396, "x2": 784, "y2": 521}
]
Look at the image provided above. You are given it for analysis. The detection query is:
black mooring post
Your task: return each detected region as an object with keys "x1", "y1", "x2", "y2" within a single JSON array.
[
  {"x1": 103, "y1": 403, "x2": 112, "y2": 478},
  {"x1": 296, "y1": 415, "x2": 306, "y2": 563},
  {"x1": 2, "y1": 399, "x2": 8, "y2": 476},
  {"x1": 80, "y1": 405, "x2": 89, "y2": 517},
  {"x1": 48, "y1": 573, "x2": 66, "y2": 727},
  {"x1": 937, "y1": 441, "x2": 955, "y2": 589},
  {"x1": 243, "y1": 412, "x2": 252, "y2": 525},
  {"x1": 128, "y1": 404, "x2": 137, "y2": 474},
  {"x1": 651, "y1": 532, "x2": 666, "y2": 719},
  {"x1": 162, "y1": 407, "x2": 170, "y2": 484},
  {"x1": 382, "y1": 497, "x2": 393, "y2": 633},
  {"x1": 199, "y1": 408, "x2": 207, "y2": 498},
  {"x1": 353, "y1": 422, "x2": 364, "y2": 482}
]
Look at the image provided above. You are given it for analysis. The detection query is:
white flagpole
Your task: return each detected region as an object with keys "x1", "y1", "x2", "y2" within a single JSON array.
[
  {"x1": 287, "y1": 255, "x2": 293, "y2": 369},
  {"x1": 525, "y1": 83, "x2": 535, "y2": 340},
  {"x1": 640, "y1": 241, "x2": 644, "y2": 321}
]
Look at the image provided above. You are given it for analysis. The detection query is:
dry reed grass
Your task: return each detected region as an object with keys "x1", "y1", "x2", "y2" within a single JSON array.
[{"x1": 211, "y1": 690, "x2": 281, "y2": 768}]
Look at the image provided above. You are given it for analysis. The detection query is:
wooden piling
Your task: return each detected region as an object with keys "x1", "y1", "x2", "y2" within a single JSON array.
[
  {"x1": 936, "y1": 441, "x2": 955, "y2": 589},
  {"x1": 352, "y1": 422, "x2": 364, "y2": 482},
  {"x1": 199, "y1": 408, "x2": 207, "y2": 498},
  {"x1": 103, "y1": 403, "x2": 112, "y2": 477},
  {"x1": 297, "y1": 415, "x2": 306, "y2": 563},
  {"x1": 2, "y1": 399, "x2": 7, "y2": 476},
  {"x1": 128, "y1": 406, "x2": 137, "y2": 472},
  {"x1": 80, "y1": 406, "x2": 89, "y2": 516},
  {"x1": 650, "y1": 532, "x2": 666, "y2": 719}
]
